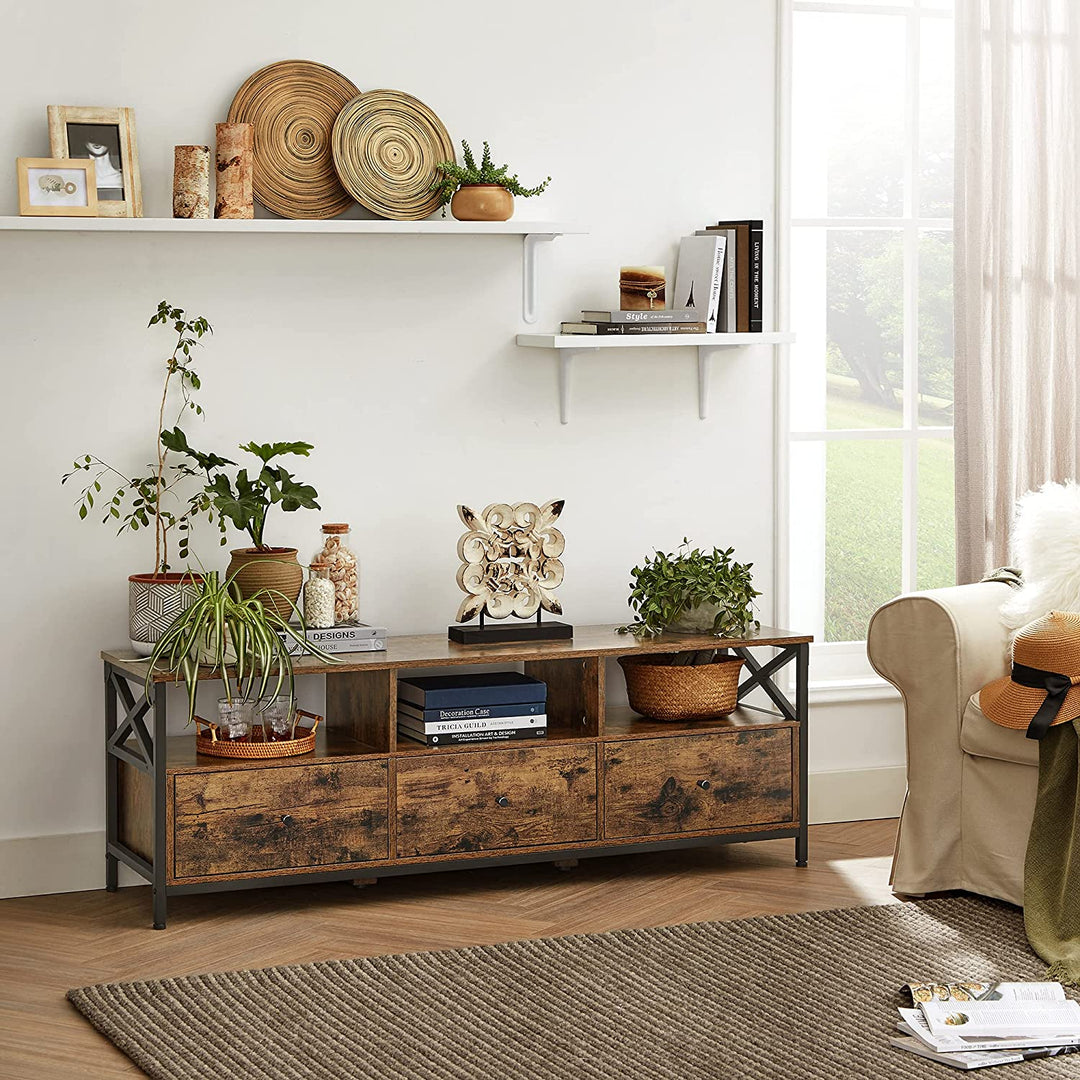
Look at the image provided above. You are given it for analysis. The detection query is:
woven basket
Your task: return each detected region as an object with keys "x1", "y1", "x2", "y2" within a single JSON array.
[
  {"x1": 193, "y1": 711, "x2": 321, "y2": 759},
  {"x1": 618, "y1": 655, "x2": 744, "y2": 722}
]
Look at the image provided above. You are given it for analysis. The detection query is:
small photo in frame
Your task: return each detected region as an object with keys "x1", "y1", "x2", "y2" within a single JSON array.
[
  {"x1": 48, "y1": 105, "x2": 142, "y2": 218},
  {"x1": 17, "y1": 157, "x2": 98, "y2": 217}
]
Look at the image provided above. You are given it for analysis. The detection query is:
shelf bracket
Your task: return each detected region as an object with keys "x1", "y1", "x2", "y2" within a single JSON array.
[
  {"x1": 556, "y1": 347, "x2": 596, "y2": 424},
  {"x1": 696, "y1": 345, "x2": 721, "y2": 420},
  {"x1": 522, "y1": 233, "x2": 557, "y2": 324}
]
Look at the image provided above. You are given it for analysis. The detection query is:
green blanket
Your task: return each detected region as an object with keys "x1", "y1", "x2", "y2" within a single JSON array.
[{"x1": 1025, "y1": 717, "x2": 1080, "y2": 985}]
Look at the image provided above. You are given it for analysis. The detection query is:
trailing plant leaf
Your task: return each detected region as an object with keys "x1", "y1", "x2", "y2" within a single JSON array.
[
  {"x1": 617, "y1": 540, "x2": 761, "y2": 637},
  {"x1": 431, "y1": 140, "x2": 551, "y2": 207},
  {"x1": 145, "y1": 567, "x2": 340, "y2": 727}
]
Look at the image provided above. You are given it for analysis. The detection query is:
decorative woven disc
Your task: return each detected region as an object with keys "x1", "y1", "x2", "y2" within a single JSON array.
[
  {"x1": 228, "y1": 60, "x2": 360, "y2": 219},
  {"x1": 331, "y1": 90, "x2": 454, "y2": 221}
]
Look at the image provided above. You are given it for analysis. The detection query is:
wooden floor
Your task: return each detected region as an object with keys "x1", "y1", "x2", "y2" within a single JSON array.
[{"x1": 0, "y1": 820, "x2": 898, "y2": 1079}]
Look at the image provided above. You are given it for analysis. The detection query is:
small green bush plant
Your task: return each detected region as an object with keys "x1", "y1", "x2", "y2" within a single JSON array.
[{"x1": 432, "y1": 140, "x2": 551, "y2": 207}]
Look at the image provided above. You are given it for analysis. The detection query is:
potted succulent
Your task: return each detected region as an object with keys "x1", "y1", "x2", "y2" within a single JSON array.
[
  {"x1": 62, "y1": 301, "x2": 230, "y2": 655},
  {"x1": 619, "y1": 540, "x2": 761, "y2": 637},
  {"x1": 432, "y1": 140, "x2": 551, "y2": 222},
  {"x1": 146, "y1": 567, "x2": 336, "y2": 729},
  {"x1": 164, "y1": 434, "x2": 321, "y2": 618}
]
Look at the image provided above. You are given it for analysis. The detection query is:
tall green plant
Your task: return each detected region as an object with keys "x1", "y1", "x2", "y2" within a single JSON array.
[
  {"x1": 618, "y1": 540, "x2": 761, "y2": 637},
  {"x1": 432, "y1": 140, "x2": 551, "y2": 207},
  {"x1": 62, "y1": 301, "x2": 228, "y2": 574},
  {"x1": 164, "y1": 436, "x2": 321, "y2": 551},
  {"x1": 147, "y1": 568, "x2": 338, "y2": 725}
]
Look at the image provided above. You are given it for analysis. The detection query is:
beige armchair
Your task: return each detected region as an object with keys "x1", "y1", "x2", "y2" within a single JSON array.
[{"x1": 867, "y1": 581, "x2": 1037, "y2": 906}]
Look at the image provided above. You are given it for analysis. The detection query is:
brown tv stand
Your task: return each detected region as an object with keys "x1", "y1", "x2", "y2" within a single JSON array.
[{"x1": 102, "y1": 624, "x2": 811, "y2": 929}]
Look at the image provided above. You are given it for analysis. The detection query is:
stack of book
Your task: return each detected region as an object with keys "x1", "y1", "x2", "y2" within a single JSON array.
[
  {"x1": 277, "y1": 620, "x2": 388, "y2": 655},
  {"x1": 561, "y1": 218, "x2": 763, "y2": 336},
  {"x1": 397, "y1": 672, "x2": 547, "y2": 747},
  {"x1": 891, "y1": 978, "x2": 1080, "y2": 1070}
]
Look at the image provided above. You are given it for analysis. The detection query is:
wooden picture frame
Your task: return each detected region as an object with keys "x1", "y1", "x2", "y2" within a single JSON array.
[
  {"x1": 17, "y1": 157, "x2": 98, "y2": 217},
  {"x1": 47, "y1": 105, "x2": 142, "y2": 218}
]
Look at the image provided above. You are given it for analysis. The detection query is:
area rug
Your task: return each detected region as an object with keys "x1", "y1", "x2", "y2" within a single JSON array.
[{"x1": 68, "y1": 896, "x2": 1080, "y2": 1080}]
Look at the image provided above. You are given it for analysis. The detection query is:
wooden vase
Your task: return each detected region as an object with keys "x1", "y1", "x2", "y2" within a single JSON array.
[
  {"x1": 215, "y1": 122, "x2": 254, "y2": 219},
  {"x1": 172, "y1": 146, "x2": 210, "y2": 219},
  {"x1": 226, "y1": 548, "x2": 303, "y2": 618},
  {"x1": 450, "y1": 184, "x2": 514, "y2": 222}
]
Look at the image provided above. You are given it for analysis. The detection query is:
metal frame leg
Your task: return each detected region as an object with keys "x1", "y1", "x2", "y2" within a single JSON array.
[
  {"x1": 152, "y1": 683, "x2": 168, "y2": 930},
  {"x1": 104, "y1": 665, "x2": 118, "y2": 893},
  {"x1": 795, "y1": 643, "x2": 810, "y2": 868}
]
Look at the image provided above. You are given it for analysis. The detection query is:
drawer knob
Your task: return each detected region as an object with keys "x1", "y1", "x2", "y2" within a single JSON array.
[
  {"x1": 697, "y1": 780, "x2": 711, "y2": 791},
  {"x1": 495, "y1": 795, "x2": 510, "y2": 808},
  {"x1": 281, "y1": 814, "x2": 294, "y2": 825}
]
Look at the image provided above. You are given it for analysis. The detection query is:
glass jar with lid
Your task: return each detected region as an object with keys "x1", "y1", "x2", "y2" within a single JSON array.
[
  {"x1": 304, "y1": 559, "x2": 335, "y2": 629},
  {"x1": 313, "y1": 523, "x2": 358, "y2": 624}
]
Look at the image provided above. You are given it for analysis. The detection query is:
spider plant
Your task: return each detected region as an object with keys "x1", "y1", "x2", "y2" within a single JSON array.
[{"x1": 146, "y1": 567, "x2": 338, "y2": 726}]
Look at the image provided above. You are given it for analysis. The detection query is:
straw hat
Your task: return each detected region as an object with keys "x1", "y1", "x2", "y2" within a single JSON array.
[{"x1": 980, "y1": 611, "x2": 1080, "y2": 738}]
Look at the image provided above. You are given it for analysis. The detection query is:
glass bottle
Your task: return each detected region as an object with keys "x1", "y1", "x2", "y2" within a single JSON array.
[
  {"x1": 304, "y1": 559, "x2": 335, "y2": 629},
  {"x1": 314, "y1": 523, "x2": 358, "y2": 625}
]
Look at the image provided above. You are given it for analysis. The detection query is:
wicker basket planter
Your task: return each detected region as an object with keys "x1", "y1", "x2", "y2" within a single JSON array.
[
  {"x1": 618, "y1": 654, "x2": 744, "y2": 722},
  {"x1": 226, "y1": 547, "x2": 303, "y2": 618}
]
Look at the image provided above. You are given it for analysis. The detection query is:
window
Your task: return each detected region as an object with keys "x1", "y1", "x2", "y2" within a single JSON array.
[{"x1": 781, "y1": 0, "x2": 954, "y2": 682}]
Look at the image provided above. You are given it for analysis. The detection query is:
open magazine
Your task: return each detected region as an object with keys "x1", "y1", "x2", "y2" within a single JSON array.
[{"x1": 892, "y1": 980, "x2": 1080, "y2": 1071}]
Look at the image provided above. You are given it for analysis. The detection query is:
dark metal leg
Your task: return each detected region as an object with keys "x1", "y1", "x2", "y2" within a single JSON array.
[
  {"x1": 152, "y1": 683, "x2": 168, "y2": 930},
  {"x1": 795, "y1": 643, "x2": 810, "y2": 868},
  {"x1": 104, "y1": 664, "x2": 118, "y2": 893}
]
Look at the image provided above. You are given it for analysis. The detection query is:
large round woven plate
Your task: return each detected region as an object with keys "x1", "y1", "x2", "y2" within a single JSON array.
[
  {"x1": 332, "y1": 90, "x2": 453, "y2": 221},
  {"x1": 228, "y1": 59, "x2": 360, "y2": 220}
]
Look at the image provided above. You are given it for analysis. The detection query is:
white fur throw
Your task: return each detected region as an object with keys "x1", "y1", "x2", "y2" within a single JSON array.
[{"x1": 1001, "y1": 480, "x2": 1080, "y2": 629}]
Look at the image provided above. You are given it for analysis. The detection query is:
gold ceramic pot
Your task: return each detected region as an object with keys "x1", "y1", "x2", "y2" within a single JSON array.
[
  {"x1": 226, "y1": 547, "x2": 303, "y2": 618},
  {"x1": 450, "y1": 184, "x2": 514, "y2": 222}
]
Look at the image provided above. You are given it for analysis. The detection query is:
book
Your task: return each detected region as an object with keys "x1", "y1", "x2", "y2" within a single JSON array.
[
  {"x1": 397, "y1": 714, "x2": 547, "y2": 736},
  {"x1": 397, "y1": 671, "x2": 547, "y2": 709},
  {"x1": 397, "y1": 700, "x2": 546, "y2": 723},
  {"x1": 919, "y1": 999, "x2": 1080, "y2": 1039},
  {"x1": 671, "y1": 234, "x2": 726, "y2": 332},
  {"x1": 277, "y1": 622, "x2": 388, "y2": 655},
  {"x1": 581, "y1": 309, "x2": 703, "y2": 324},
  {"x1": 560, "y1": 322, "x2": 707, "y2": 336},
  {"x1": 889, "y1": 1036, "x2": 1030, "y2": 1071},
  {"x1": 397, "y1": 725, "x2": 547, "y2": 746},
  {"x1": 715, "y1": 228, "x2": 737, "y2": 332},
  {"x1": 898, "y1": 1009, "x2": 1080, "y2": 1053},
  {"x1": 710, "y1": 220, "x2": 763, "y2": 332}
]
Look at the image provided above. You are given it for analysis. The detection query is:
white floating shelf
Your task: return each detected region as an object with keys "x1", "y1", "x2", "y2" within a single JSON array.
[
  {"x1": 0, "y1": 216, "x2": 586, "y2": 323},
  {"x1": 516, "y1": 331, "x2": 795, "y2": 423}
]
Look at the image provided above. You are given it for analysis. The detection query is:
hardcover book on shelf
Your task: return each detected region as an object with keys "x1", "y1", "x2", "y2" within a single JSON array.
[
  {"x1": 716, "y1": 228, "x2": 737, "y2": 331},
  {"x1": 397, "y1": 671, "x2": 547, "y2": 710},
  {"x1": 397, "y1": 725, "x2": 548, "y2": 746},
  {"x1": 581, "y1": 309, "x2": 702, "y2": 324},
  {"x1": 707, "y1": 220, "x2": 763, "y2": 332},
  {"x1": 671, "y1": 234, "x2": 726, "y2": 332},
  {"x1": 397, "y1": 700, "x2": 547, "y2": 723},
  {"x1": 398, "y1": 713, "x2": 548, "y2": 736},
  {"x1": 560, "y1": 322, "x2": 706, "y2": 336},
  {"x1": 277, "y1": 621, "x2": 388, "y2": 655}
]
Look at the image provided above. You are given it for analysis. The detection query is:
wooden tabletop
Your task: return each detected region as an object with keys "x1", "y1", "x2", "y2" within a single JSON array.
[{"x1": 103, "y1": 623, "x2": 813, "y2": 683}]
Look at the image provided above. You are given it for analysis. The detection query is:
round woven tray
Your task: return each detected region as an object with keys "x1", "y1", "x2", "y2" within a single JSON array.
[
  {"x1": 618, "y1": 655, "x2": 744, "y2": 722},
  {"x1": 193, "y1": 711, "x2": 322, "y2": 759},
  {"x1": 331, "y1": 89, "x2": 453, "y2": 221},
  {"x1": 228, "y1": 60, "x2": 360, "y2": 220}
]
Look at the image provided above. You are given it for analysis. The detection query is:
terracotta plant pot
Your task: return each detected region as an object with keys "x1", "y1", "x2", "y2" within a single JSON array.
[
  {"x1": 226, "y1": 547, "x2": 303, "y2": 618},
  {"x1": 128, "y1": 573, "x2": 203, "y2": 657},
  {"x1": 450, "y1": 184, "x2": 514, "y2": 222}
]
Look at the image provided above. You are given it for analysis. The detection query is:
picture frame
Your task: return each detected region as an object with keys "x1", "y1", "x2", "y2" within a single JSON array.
[
  {"x1": 17, "y1": 157, "x2": 98, "y2": 217},
  {"x1": 47, "y1": 105, "x2": 142, "y2": 218}
]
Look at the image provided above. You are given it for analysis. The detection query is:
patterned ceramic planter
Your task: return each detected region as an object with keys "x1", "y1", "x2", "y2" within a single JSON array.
[{"x1": 129, "y1": 573, "x2": 202, "y2": 657}]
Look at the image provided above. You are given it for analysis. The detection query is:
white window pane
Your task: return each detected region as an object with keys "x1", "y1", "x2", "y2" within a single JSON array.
[
  {"x1": 789, "y1": 441, "x2": 826, "y2": 641},
  {"x1": 917, "y1": 438, "x2": 956, "y2": 591},
  {"x1": 792, "y1": 11, "x2": 907, "y2": 219},
  {"x1": 918, "y1": 230, "x2": 953, "y2": 425},
  {"x1": 919, "y1": 15, "x2": 955, "y2": 216}
]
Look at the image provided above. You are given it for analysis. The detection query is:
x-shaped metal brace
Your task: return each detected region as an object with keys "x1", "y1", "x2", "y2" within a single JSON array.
[
  {"x1": 733, "y1": 646, "x2": 799, "y2": 723},
  {"x1": 107, "y1": 670, "x2": 154, "y2": 771}
]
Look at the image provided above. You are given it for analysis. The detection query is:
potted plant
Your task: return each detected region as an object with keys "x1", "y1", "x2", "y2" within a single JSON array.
[
  {"x1": 146, "y1": 567, "x2": 336, "y2": 728},
  {"x1": 165, "y1": 435, "x2": 321, "y2": 618},
  {"x1": 62, "y1": 301, "x2": 230, "y2": 655},
  {"x1": 619, "y1": 540, "x2": 761, "y2": 637},
  {"x1": 432, "y1": 140, "x2": 551, "y2": 222}
]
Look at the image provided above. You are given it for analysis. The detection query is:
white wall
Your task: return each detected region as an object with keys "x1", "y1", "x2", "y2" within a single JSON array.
[{"x1": 0, "y1": 0, "x2": 904, "y2": 893}]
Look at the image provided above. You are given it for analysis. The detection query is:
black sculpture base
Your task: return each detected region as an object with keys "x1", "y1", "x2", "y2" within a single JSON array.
[{"x1": 448, "y1": 619, "x2": 574, "y2": 645}]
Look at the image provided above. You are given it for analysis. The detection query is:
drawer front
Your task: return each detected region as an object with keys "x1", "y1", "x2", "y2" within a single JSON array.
[
  {"x1": 603, "y1": 729, "x2": 794, "y2": 839},
  {"x1": 173, "y1": 760, "x2": 389, "y2": 879},
  {"x1": 396, "y1": 744, "x2": 598, "y2": 857}
]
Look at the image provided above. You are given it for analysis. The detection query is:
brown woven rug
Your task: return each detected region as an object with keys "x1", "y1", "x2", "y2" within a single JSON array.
[{"x1": 68, "y1": 895, "x2": 1080, "y2": 1080}]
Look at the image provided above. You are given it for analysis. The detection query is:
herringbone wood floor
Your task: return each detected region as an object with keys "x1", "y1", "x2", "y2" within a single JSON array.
[{"x1": 0, "y1": 820, "x2": 898, "y2": 1079}]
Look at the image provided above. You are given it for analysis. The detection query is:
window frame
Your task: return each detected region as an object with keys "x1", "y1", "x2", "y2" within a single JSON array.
[{"x1": 775, "y1": 0, "x2": 954, "y2": 685}]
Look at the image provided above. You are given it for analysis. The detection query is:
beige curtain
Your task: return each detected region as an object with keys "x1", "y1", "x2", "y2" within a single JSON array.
[{"x1": 955, "y1": 0, "x2": 1080, "y2": 583}]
